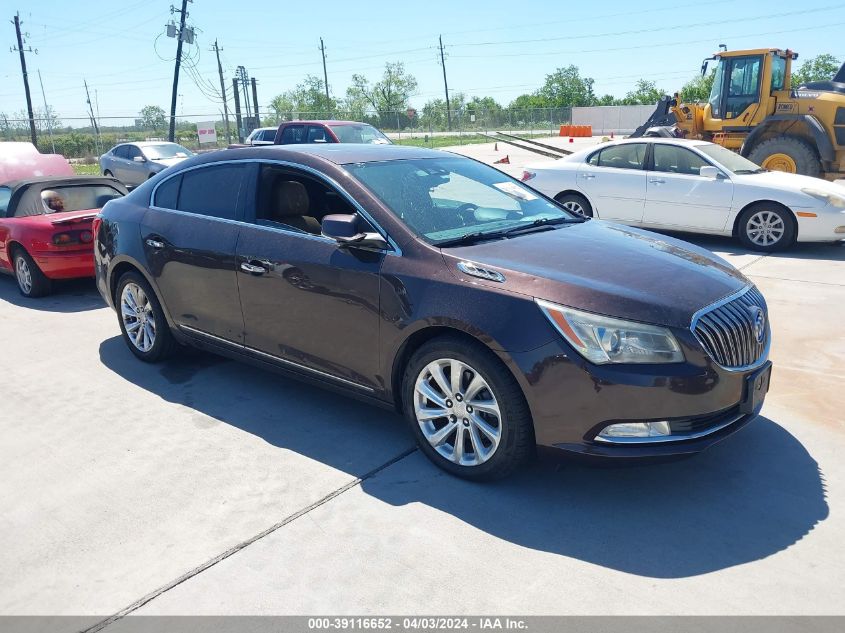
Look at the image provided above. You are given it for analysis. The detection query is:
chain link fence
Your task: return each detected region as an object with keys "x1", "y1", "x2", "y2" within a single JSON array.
[{"x1": 0, "y1": 106, "x2": 579, "y2": 159}]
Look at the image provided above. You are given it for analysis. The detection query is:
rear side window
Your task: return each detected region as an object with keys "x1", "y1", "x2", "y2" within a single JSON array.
[
  {"x1": 176, "y1": 164, "x2": 247, "y2": 220},
  {"x1": 595, "y1": 144, "x2": 646, "y2": 170},
  {"x1": 279, "y1": 125, "x2": 305, "y2": 144},
  {"x1": 114, "y1": 145, "x2": 130, "y2": 159},
  {"x1": 262, "y1": 129, "x2": 276, "y2": 141},
  {"x1": 154, "y1": 175, "x2": 181, "y2": 209},
  {"x1": 307, "y1": 125, "x2": 329, "y2": 143}
]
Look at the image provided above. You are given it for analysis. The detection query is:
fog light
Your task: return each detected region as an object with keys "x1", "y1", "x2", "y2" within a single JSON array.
[
  {"x1": 835, "y1": 226, "x2": 845, "y2": 234},
  {"x1": 598, "y1": 421, "x2": 671, "y2": 439}
]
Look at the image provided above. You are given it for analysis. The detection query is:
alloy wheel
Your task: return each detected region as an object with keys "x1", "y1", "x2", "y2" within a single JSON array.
[
  {"x1": 746, "y1": 210, "x2": 785, "y2": 247},
  {"x1": 414, "y1": 358, "x2": 502, "y2": 467},
  {"x1": 121, "y1": 282, "x2": 157, "y2": 353},
  {"x1": 15, "y1": 256, "x2": 32, "y2": 295},
  {"x1": 560, "y1": 200, "x2": 585, "y2": 216}
]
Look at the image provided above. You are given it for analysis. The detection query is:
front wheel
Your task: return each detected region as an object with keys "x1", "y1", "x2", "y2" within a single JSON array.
[
  {"x1": 115, "y1": 271, "x2": 176, "y2": 362},
  {"x1": 737, "y1": 203, "x2": 796, "y2": 252},
  {"x1": 103, "y1": 169, "x2": 113, "y2": 178},
  {"x1": 402, "y1": 336, "x2": 534, "y2": 480},
  {"x1": 13, "y1": 248, "x2": 52, "y2": 297},
  {"x1": 554, "y1": 192, "x2": 593, "y2": 218}
]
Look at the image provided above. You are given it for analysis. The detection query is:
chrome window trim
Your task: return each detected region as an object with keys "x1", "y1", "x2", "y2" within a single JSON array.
[
  {"x1": 148, "y1": 158, "x2": 401, "y2": 255},
  {"x1": 689, "y1": 284, "x2": 771, "y2": 372},
  {"x1": 178, "y1": 324, "x2": 374, "y2": 392},
  {"x1": 594, "y1": 413, "x2": 745, "y2": 444}
]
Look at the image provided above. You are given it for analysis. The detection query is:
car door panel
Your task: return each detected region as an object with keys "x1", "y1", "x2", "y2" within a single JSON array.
[
  {"x1": 643, "y1": 145, "x2": 734, "y2": 231},
  {"x1": 235, "y1": 227, "x2": 383, "y2": 390},
  {"x1": 576, "y1": 143, "x2": 648, "y2": 223}
]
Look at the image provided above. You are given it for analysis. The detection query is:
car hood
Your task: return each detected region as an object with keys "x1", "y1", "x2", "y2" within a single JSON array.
[
  {"x1": 441, "y1": 221, "x2": 749, "y2": 328},
  {"x1": 732, "y1": 171, "x2": 845, "y2": 196}
]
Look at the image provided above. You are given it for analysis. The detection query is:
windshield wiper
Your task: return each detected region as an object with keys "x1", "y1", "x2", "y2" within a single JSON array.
[
  {"x1": 435, "y1": 230, "x2": 511, "y2": 247},
  {"x1": 734, "y1": 168, "x2": 765, "y2": 174},
  {"x1": 436, "y1": 217, "x2": 582, "y2": 247},
  {"x1": 500, "y1": 216, "x2": 584, "y2": 236}
]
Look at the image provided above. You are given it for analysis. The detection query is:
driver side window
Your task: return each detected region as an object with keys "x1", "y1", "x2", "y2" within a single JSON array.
[{"x1": 652, "y1": 145, "x2": 709, "y2": 176}]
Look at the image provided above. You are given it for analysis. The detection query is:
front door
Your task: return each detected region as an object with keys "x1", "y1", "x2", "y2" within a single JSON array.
[
  {"x1": 578, "y1": 143, "x2": 648, "y2": 223},
  {"x1": 140, "y1": 163, "x2": 250, "y2": 342},
  {"x1": 235, "y1": 164, "x2": 384, "y2": 390},
  {"x1": 642, "y1": 144, "x2": 734, "y2": 231}
]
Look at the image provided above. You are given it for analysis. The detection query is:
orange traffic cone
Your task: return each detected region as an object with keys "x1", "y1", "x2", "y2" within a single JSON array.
[{"x1": 494, "y1": 155, "x2": 510, "y2": 164}]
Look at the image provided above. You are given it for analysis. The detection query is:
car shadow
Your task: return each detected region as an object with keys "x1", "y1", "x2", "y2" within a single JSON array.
[
  {"x1": 659, "y1": 230, "x2": 845, "y2": 261},
  {"x1": 0, "y1": 275, "x2": 105, "y2": 313},
  {"x1": 98, "y1": 336, "x2": 829, "y2": 579}
]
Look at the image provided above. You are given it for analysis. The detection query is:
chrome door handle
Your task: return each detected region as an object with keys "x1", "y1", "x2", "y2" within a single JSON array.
[
  {"x1": 580, "y1": 173, "x2": 596, "y2": 179},
  {"x1": 240, "y1": 262, "x2": 267, "y2": 275},
  {"x1": 649, "y1": 178, "x2": 666, "y2": 184},
  {"x1": 145, "y1": 238, "x2": 165, "y2": 249}
]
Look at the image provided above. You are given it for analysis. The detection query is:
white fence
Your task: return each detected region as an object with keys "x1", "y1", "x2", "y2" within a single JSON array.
[{"x1": 571, "y1": 105, "x2": 655, "y2": 135}]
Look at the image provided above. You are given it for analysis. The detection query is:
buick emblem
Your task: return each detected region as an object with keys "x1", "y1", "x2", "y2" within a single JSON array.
[{"x1": 750, "y1": 306, "x2": 766, "y2": 343}]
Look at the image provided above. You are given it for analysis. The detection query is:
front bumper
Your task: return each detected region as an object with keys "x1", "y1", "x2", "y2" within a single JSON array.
[
  {"x1": 795, "y1": 208, "x2": 845, "y2": 242},
  {"x1": 507, "y1": 332, "x2": 770, "y2": 461}
]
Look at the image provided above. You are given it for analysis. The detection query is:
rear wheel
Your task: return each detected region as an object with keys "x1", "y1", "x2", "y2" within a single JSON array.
[
  {"x1": 737, "y1": 203, "x2": 796, "y2": 252},
  {"x1": 402, "y1": 336, "x2": 534, "y2": 481},
  {"x1": 747, "y1": 137, "x2": 821, "y2": 177},
  {"x1": 115, "y1": 271, "x2": 176, "y2": 362},
  {"x1": 103, "y1": 169, "x2": 113, "y2": 177},
  {"x1": 13, "y1": 247, "x2": 52, "y2": 298},
  {"x1": 554, "y1": 192, "x2": 594, "y2": 218}
]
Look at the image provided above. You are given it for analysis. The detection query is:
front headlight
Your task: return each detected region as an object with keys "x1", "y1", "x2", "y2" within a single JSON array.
[
  {"x1": 535, "y1": 299, "x2": 685, "y2": 364},
  {"x1": 801, "y1": 188, "x2": 845, "y2": 208}
]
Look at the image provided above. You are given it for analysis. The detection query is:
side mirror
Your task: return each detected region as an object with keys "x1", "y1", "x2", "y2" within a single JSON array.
[
  {"x1": 133, "y1": 156, "x2": 146, "y2": 163},
  {"x1": 700, "y1": 166, "x2": 723, "y2": 179},
  {"x1": 321, "y1": 213, "x2": 390, "y2": 250}
]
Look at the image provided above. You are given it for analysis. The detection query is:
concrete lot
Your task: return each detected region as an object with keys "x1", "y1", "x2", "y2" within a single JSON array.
[{"x1": 1, "y1": 140, "x2": 844, "y2": 622}]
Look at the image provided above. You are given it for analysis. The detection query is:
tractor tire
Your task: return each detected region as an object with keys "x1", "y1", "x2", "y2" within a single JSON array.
[{"x1": 747, "y1": 137, "x2": 822, "y2": 178}]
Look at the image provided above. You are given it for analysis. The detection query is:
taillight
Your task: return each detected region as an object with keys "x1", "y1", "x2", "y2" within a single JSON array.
[
  {"x1": 92, "y1": 216, "x2": 102, "y2": 238},
  {"x1": 52, "y1": 229, "x2": 94, "y2": 246},
  {"x1": 80, "y1": 230, "x2": 93, "y2": 243},
  {"x1": 53, "y1": 232, "x2": 75, "y2": 245},
  {"x1": 521, "y1": 171, "x2": 536, "y2": 182}
]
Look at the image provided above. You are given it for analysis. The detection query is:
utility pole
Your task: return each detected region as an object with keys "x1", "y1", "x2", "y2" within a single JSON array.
[
  {"x1": 319, "y1": 37, "x2": 330, "y2": 112},
  {"x1": 12, "y1": 13, "x2": 37, "y2": 145},
  {"x1": 237, "y1": 66, "x2": 252, "y2": 121},
  {"x1": 232, "y1": 77, "x2": 243, "y2": 143},
  {"x1": 438, "y1": 35, "x2": 452, "y2": 131},
  {"x1": 250, "y1": 77, "x2": 259, "y2": 124},
  {"x1": 167, "y1": 0, "x2": 190, "y2": 142},
  {"x1": 36, "y1": 70, "x2": 55, "y2": 154},
  {"x1": 212, "y1": 39, "x2": 231, "y2": 143},
  {"x1": 84, "y1": 79, "x2": 101, "y2": 154}
]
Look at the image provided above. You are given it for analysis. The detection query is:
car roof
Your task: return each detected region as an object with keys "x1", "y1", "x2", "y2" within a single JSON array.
[
  {"x1": 215, "y1": 143, "x2": 446, "y2": 165},
  {"x1": 118, "y1": 141, "x2": 184, "y2": 147},
  {"x1": 600, "y1": 137, "x2": 711, "y2": 147},
  {"x1": 281, "y1": 120, "x2": 375, "y2": 127}
]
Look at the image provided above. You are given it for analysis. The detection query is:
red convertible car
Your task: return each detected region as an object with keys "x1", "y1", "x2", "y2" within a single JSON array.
[{"x1": 0, "y1": 176, "x2": 127, "y2": 297}]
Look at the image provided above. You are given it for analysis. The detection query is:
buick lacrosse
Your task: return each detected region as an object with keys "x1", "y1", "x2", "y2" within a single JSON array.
[{"x1": 94, "y1": 144, "x2": 771, "y2": 480}]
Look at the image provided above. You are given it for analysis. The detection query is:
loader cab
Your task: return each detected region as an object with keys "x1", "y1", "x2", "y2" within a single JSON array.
[{"x1": 703, "y1": 49, "x2": 795, "y2": 131}]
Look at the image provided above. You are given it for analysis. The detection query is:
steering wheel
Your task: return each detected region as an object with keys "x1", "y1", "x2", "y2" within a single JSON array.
[{"x1": 455, "y1": 203, "x2": 479, "y2": 225}]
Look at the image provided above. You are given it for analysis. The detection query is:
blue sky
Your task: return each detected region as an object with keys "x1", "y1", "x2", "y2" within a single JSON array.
[{"x1": 3, "y1": 0, "x2": 845, "y2": 125}]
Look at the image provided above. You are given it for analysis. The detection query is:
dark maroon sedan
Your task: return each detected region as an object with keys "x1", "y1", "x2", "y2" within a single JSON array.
[{"x1": 94, "y1": 144, "x2": 771, "y2": 480}]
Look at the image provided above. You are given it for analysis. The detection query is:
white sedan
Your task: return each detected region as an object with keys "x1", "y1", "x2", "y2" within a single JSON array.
[{"x1": 522, "y1": 138, "x2": 845, "y2": 251}]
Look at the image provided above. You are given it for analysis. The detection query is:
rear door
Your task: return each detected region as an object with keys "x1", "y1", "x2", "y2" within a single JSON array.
[
  {"x1": 576, "y1": 143, "x2": 647, "y2": 223},
  {"x1": 110, "y1": 146, "x2": 132, "y2": 183},
  {"x1": 141, "y1": 163, "x2": 250, "y2": 343},
  {"x1": 642, "y1": 144, "x2": 734, "y2": 231}
]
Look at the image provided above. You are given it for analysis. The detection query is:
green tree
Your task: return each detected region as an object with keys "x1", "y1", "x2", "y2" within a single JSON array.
[
  {"x1": 269, "y1": 75, "x2": 337, "y2": 121},
  {"x1": 347, "y1": 62, "x2": 418, "y2": 122},
  {"x1": 596, "y1": 94, "x2": 619, "y2": 106},
  {"x1": 680, "y1": 71, "x2": 716, "y2": 103},
  {"x1": 792, "y1": 53, "x2": 841, "y2": 86},
  {"x1": 537, "y1": 65, "x2": 597, "y2": 107},
  {"x1": 139, "y1": 105, "x2": 167, "y2": 129},
  {"x1": 620, "y1": 79, "x2": 664, "y2": 105}
]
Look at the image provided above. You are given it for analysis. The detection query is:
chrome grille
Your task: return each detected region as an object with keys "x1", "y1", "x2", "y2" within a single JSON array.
[{"x1": 692, "y1": 287, "x2": 768, "y2": 369}]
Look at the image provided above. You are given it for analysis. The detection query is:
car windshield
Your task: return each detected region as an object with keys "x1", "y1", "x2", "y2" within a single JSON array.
[
  {"x1": 346, "y1": 157, "x2": 578, "y2": 244},
  {"x1": 40, "y1": 184, "x2": 124, "y2": 214},
  {"x1": 142, "y1": 144, "x2": 194, "y2": 160},
  {"x1": 697, "y1": 143, "x2": 764, "y2": 174},
  {"x1": 329, "y1": 124, "x2": 391, "y2": 144}
]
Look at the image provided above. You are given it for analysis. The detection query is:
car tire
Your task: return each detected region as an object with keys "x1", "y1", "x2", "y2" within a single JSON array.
[
  {"x1": 747, "y1": 137, "x2": 822, "y2": 178},
  {"x1": 103, "y1": 170, "x2": 113, "y2": 177},
  {"x1": 554, "y1": 192, "x2": 594, "y2": 218},
  {"x1": 402, "y1": 335, "x2": 534, "y2": 481},
  {"x1": 12, "y1": 247, "x2": 52, "y2": 298},
  {"x1": 115, "y1": 271, "x2": 176, "y2": 362},
  {"x1": 737, "y1": 203, "x2": 796, "y2": 252}
]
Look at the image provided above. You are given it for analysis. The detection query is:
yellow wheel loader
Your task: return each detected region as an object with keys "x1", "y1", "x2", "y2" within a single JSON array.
[{"x1": 631, "y1": 48, "x2": 845, "y2": 181}]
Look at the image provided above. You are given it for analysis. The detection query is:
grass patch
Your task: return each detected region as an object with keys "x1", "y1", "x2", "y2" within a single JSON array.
[
  {"x1": 393, "y1": 132, "x2": 550, "y2": 149},
  {"x1": 72, "y1": 163, "x2": 101, "y2": 176}
]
